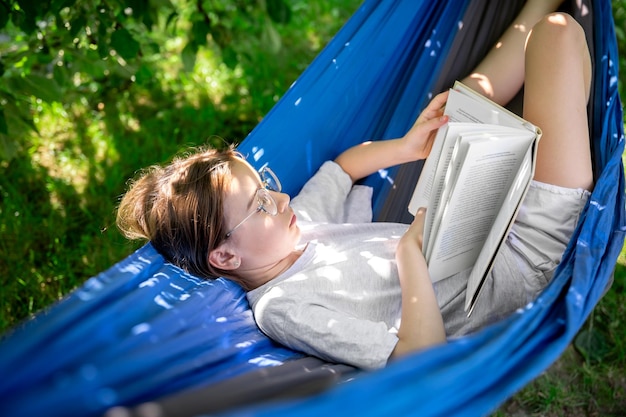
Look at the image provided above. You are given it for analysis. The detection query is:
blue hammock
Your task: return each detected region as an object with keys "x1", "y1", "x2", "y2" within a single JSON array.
[{"x1": 0, "y1": 0, "x2": 623, "y2": 416}]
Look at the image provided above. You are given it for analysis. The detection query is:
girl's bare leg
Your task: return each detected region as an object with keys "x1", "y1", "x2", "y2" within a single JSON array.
[
  {"x1": 523, "y1": 13, "x2": 593, "y2": 190},
  {"x1": 461, "y1": 0, "x2": 565, "y2": 106}
]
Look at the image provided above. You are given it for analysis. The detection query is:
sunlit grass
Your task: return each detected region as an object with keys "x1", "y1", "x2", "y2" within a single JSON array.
[{"x1": 32, "y1": 102, "x2": 116, "y2": 198}]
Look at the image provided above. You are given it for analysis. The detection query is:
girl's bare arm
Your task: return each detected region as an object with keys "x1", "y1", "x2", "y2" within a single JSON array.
[
  {"x1": 335, "y1": 92, "x2": 449, "y2": 182},
  {"x1": 389, "y1": 208, "x2": 446, "y2": 361}
]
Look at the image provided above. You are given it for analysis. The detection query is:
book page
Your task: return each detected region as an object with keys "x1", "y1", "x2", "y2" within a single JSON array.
[
  {"x1": 419, "y1": 123, "x2": 493, "y2": 251},
  {"x1": 407, "y1": 126, "x2": 448, "y2": 214},
  {"x1": 424, "y1": 132, "x2": 471, "y2": 260},
  {"x1": 465, "y1": 146, "x2": 534, "y2": 313},
  {"x1": 427, "y1": 131, "x2": 535, "y2": 282}
]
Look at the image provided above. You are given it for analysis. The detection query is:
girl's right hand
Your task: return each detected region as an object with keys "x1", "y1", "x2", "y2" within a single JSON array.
[{"x1": 401, "y1": 92, "x2": 449, "y2": 161}]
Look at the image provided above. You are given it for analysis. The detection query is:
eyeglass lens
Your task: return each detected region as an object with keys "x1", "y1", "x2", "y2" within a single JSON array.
[
  {"x1": 260, "y1": 167, "x2": 282, "y2": 192},
  {"x1": 257, "y1": 188, "x2": 278, "y2": 215}
]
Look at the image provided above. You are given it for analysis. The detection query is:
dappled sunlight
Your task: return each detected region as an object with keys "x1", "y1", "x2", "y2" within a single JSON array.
[
  {"x1": 292, "y1": 3, "x2": 348, "y2": 55},
  {"x1": 32, "y1": 101, "x2": 119, "y2": 208},
  {"x1": 187, "y1": 49, "x2": 238, "y2": 108},
  {"x1": 254, "y1": 286, "x2": 285, "y2": 318},
  {"x1": 575, "y1": 0, "x2": 590, "y2": 16},
  {"x1": 312, "y1": 243, "x2": 347, "y2": 265},
  {"x1": 360, "y1": 250, "x2": 393, "y2": 279},
  {"x1": 376, "y1": 168, "x2": 395, "y2": 185},
  {"x1": 315, "y1": 266, "x2": 343, "y2": 283},
  {"x1": 465, "y1": 73, "x2": 494, "y2": 98},
  {"x1": 512, "y1": 23, "x2": 528, "y2": 33},
  {"x1": 326, "y1": 318, "x2": 339, "y2": 329},
  {"x1": 547, "y1": 13, "x2": 569, "y2": 25}
]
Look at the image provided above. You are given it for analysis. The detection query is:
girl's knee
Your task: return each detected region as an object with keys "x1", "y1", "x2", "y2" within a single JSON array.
[{"x1": 528, "y1": 13, "x2": 586, "y2": 52}]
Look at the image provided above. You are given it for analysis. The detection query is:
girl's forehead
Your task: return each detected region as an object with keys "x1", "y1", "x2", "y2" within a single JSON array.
[{"x1": 230, "y1": 158, "x2": 262, "y2": 184}]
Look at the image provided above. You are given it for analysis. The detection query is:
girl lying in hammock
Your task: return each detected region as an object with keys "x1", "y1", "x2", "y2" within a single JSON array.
[{"x1": 117, "y1": 2, "x2": 593, "y2": 370}]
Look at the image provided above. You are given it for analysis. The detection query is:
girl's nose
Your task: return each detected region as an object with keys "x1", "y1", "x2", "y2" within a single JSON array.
[{"x1": 273, "y1": 191, "x2": 291, "y2": 213}]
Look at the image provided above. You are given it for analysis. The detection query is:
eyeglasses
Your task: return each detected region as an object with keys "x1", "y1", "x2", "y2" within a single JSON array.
[
  {"x1": 224, "y1": 166, "x2": 282, "y2": 239},
  {"x1": 258, "y1": 166, "x2": 281, "y2": 194}
]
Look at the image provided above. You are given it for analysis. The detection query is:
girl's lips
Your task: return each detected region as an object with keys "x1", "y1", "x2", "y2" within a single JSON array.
[{"x1": 290, "y1": 212, "x2": 297, "y2": 228}]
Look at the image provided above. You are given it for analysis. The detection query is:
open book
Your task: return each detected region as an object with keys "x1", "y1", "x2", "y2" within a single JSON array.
[{"x1": 408, "y1": 81, "x2": 541, "y2": 315}]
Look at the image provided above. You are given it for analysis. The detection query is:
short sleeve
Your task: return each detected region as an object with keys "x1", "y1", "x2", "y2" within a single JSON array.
[
  {"x1": 290, "y1": 161, "x2": 373, "y2": 224},
  {"x1": 254, "y1": 291, "x2": 397, "y2": 370}
]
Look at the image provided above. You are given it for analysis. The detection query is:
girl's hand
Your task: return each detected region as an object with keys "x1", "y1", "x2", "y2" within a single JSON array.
[
  {"x1": 401, "y1": 91, "x2": 449, "y2": 161},
  {"x1": 391, "y1": 206, "x2": 446, "y2": 360},
  {"x1": 400, "y1": 207, "x2": 426, "y2": 252}
]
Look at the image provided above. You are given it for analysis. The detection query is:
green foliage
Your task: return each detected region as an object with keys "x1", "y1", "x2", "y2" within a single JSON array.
[
  {"x1": 0, "y1": 0, "x2": 364, "y2": 331},
  {"x1": 0, "y1": 0, "x2": 294, "y2": 160}
]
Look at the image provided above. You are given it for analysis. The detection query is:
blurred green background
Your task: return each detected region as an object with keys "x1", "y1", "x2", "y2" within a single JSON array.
[{"x1": 0, "y1": 1, "x2": 624, "y2": 415}]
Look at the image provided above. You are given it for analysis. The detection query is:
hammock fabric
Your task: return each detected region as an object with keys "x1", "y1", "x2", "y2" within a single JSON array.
[{"x1": 1, "y1": 0, "x2": 623, "y2": 416}]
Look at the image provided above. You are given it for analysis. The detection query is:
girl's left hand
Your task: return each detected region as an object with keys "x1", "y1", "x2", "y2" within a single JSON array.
[
  {"x1": 402, "y1": 91, "x2": 449, "y2": 160},
  {"x1": 399, "y1": 207, "x2": 427, "y2": 253}
]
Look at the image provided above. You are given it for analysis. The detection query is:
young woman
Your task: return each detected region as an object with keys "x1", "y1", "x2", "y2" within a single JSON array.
[{"x1": 117, "y1": 3, "x2": 592, "y2": 370}]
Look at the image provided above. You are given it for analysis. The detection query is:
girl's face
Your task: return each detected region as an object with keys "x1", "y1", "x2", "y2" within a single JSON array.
[{"x1": 213, "y1": 158, "x2": 301, "y2": 287}]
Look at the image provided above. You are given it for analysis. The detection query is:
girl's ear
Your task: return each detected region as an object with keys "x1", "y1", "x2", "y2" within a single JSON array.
[{"x1": 208, "y1": 244, "x2": 241, "y2": 270}]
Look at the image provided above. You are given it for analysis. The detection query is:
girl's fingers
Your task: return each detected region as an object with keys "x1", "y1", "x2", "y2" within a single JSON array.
[
  {"x1": 407, "y1": 207, "x2": 427, "y2": 250},
  {"x1": 419, "y1": 114, "x2": 449, "y2": 133},
  {"x1": 427, "y1": 91, "x2": 449, "y2": 111},
  {"x1": 418, "y1": 91, "x2": 449, "y2": 123}
]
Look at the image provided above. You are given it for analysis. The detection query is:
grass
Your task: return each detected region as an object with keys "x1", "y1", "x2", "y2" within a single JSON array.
[
  {"x1": 494, "y1": 264, "x2": 626, "y2": 416},
  {"x1": 1, "y1": 0, "x2": 625, "y2": 415}
]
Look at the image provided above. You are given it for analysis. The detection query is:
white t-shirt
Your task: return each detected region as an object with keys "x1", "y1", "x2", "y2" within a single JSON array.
[{"x1": 246, "y1": 161, "x2": 588, "y2": 369}]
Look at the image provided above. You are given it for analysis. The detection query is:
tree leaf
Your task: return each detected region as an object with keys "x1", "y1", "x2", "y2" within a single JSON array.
[
  {"x1": 97, "y1": 18, "x2": 111, "y2": 59},
  {"x1": 17, "y1": 0, "x2": 39, "y2": 18},
  {"x1": 261, "y1": 18, "x2": 282, "y2": 54},
  {"x1": 134, "y1": 64, "x2": 154, "y2": 86},
  {"x1": 15, "y1": 1, "x2": 37, "y2": 34},
  {"x1": 8, "y1": 74, "x2": 64, "y2": 103},
  {"x1": 0, "y1": 108, "x2": 8, "y2": 135},
  {"x1": 191, "y1": 19, "x2": 210, "y2": 46},
  {"x1": 221, "y1": 46, "x2": 238, "y2": 69},
  {"x1": 266, "y1": 0, "x2": 291, "y2": 24},
  {"x1": 110, "y1": 28, "x2": 140, "y2": 61},
  {"x1": 165, "y1": 11, "x2": 179, "y2": 30},
  {"x1": 0, "y1": 101, "x2": 38, "y2": 161},
  {"x1": 574, "y1": 328, "x2": 610, "y2": 363},
  {"x1": 0, "y1": 133, "x2": 20, "y2": 161},
  {"x1": 53, "y1": 63, "x2": 68, "y2": 88},
  {"x1": 51, "y1": 0, "x2": 77, "y2": 14},
  {"x1": 181, "y1": 41, "x2": 198, "y2": 72},
  {"x1": 69, "y1": 14, "x2": 86, "y2": 39},
  {"x1": 11, "y1": 9, "x2": 25, "y2": 30},
  {"x1": 70, "y1": 50, "x2": 107, "y2": 80},
  {"x1": 0, "y1": 3, "x2": 10, "y2": 30}
]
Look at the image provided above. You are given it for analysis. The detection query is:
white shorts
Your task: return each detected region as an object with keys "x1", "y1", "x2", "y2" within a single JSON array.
[{"x1": 507, "y1": 180, "x2": 591, "y2": 289}]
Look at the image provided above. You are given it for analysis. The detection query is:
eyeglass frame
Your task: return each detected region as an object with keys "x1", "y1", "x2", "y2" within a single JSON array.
[{"x1": 224, "y1": 166, "x2": 282, "y2": 239}]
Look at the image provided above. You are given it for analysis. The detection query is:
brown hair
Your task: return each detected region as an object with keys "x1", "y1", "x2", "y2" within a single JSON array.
[{"x1": 116, "y1": 146, "x2": 240, "y2": 279}]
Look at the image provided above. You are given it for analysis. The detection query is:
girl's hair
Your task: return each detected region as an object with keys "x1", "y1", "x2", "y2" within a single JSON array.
[{"x1": 116, "y1": 146, "x2": 241, "y2": 279}]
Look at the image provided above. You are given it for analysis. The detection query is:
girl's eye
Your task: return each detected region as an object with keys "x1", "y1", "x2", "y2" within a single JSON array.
[{"x1": 258, "y1": 193, "x2": 272, "y2": 207}]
